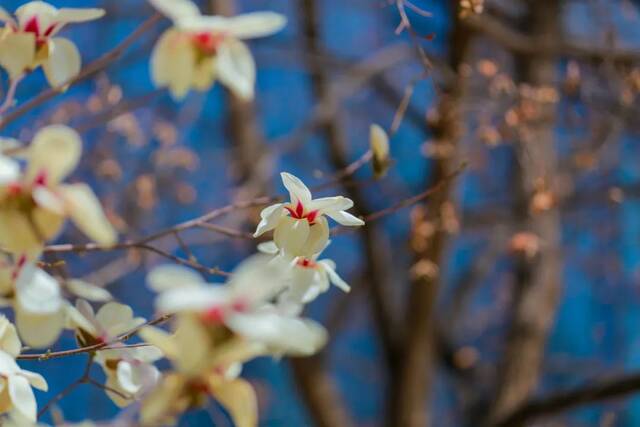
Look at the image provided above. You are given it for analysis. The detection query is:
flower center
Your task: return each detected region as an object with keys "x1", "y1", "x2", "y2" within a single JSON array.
[
  {"x1": 285, "y1": 201, "x2": 319, "y2": 224},
  {"x1": 191, "y1": 31, "x2": 226, "y2": 56},
  {"x1": 200, "y1": 298, "x2": 248, "y2": 325},
  {"x1": 296, "y1": 258, "x2": 317, "y2": 269},
  {"x1": 21, "y1": 16, "x2": 57, "y2": 48}
]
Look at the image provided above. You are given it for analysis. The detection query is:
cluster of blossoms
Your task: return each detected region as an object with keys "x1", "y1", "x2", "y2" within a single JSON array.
[{"x1": 0, "y1": 1, "x2": 367, "y2": 426}]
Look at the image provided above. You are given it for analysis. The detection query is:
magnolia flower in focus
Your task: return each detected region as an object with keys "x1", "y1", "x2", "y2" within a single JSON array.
[
  {"x1": 148, "y1": 0, "x2": 286, "y2": 100},
  {"x1": 148, "y1": 256, "x2": 327, "y2": 355},
  {"x1": 254, "y1": 172, "x2": 364, "y2": 257},
  {"x1": 258, "y1": 241, "x2": 350, "y2": 314},
  {"x1": 0, "y1": 256, "x2": 65, "y2": 348},
  {"x1": 68, "y1": 300, "x2": 145, "y2": 347},
  {"x1": 0, "y1": 2, "x2": 104, "y2": 87},
  {"x1": 95, "y1": 344, "x2": 162, "y2": 407},
  {"x1": 0, "y1": 125, "x2": 117, "y2": 255}
]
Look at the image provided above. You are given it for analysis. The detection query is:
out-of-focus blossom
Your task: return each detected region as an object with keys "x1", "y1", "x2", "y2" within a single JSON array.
[
  {"x1": 148, "y1": 255, "x2": 327, "y2": 355},
  {"x1": 254, "y1": 172, "x2": 364, "y2": 257},
  {"x1": 258, "y1": 241, "x2": 350, "y2": 314},
  {"x1": 370, "y1": 123, "x2": 391, "y2": 178},
  {"x1": 0, "y1": 256, "x2": 65, "y2": 348},
  {"x1": 0, "y1": 316, "x2": 21, "y2": 358},
  {"x1": 0, "y1": 125, "x2": 117, "y2": 255},
  {"x1": 0, "y1": 2, "x2": 104, "y2": 87},
  {"x1": 148, "y1": 0, "x2": 286, "y2": 100},
  {"x1": 95, "y1": 344, "x2": 162, "y2": 407},
  {"x1": 0, "y1": 349, "x2": 47, "y2": 421},
  {"x1": 67, "y1": 300, "x2": 145, "y2": 347}
]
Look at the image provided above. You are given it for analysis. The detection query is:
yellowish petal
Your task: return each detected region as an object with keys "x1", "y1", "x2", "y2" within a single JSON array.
[
  {"x1": 0, "y1": 32, "x2": 36, "y2": 79},
  {"x1": 226, "y1": 12, "x2": 287, "y2": 39},
  {"x1": 58, "y1": 183, "x2": 117, "y2": 246},
  {"x1": 42, "y1": 38, "x2": 81, "y2": 88},
  {"x1": 210, "y1": 378, "x2": 257, "y2": 427},
  {"x1": 26, "y1": 125, "x2": 81, "y2": 184},
  {"x1": 216, "y1": 39, "x2": 255, "y2": 100},
  {"x1": 150, "y1": 29, "x2": 196, "y2": 100}
]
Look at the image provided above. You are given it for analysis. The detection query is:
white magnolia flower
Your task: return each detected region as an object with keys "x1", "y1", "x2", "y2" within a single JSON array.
[
  {"x1": 148, "y1": 255, "x2": 327, "y2": 356},
  {"x1": 0, "y1": 125, "x2": 117, "y2": 255},
  {"x1": 0, "y1": 316, "x2": 20, "y2": 358},
  {"x1": 0, "y1": 350, "x2": 47, "y2": 422},
  {"x1": 0, "y1": 257, "x2": 65, "y2": 348},
  {"x1": 95, "y1": 344, "x2": 162, "y2": 408},
  {"x1": 148, "y1": 0, "x2": 286, "y2": 100},
  {"x1": 68, "y1": 300, "x2": 146, "y2": 347},
  {"x1": 254, "y1": 172, "x2": 364, "y2": 257},
  {"x1": 258, "y1": 241, "x2": 350, "y2": 314},
  {"x1": 0, "y1": 2, "x2": 104, "y2": 87}
]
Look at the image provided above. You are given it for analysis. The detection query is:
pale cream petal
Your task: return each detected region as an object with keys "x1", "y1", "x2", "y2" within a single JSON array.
[
  {"x1": 216, "y1": 39, "x2": 255, "y2": 100},
  {"x1": 325, "y1": 209, "x2": 365, "y2": 226},
  {"x1": 300, "y1": 217, "x2": 329, "y2": 257},
  {"x1": 307, "y1": 196, "x2": 352, "y2": 213},
  {"x1": 31, "y1": 206, "x2": 65, "y2": 243},
  {"x1": 42, "y1": 38, "x2": 81, "y2": 88},
  {"x1": 274, "y1": 217, "x2": 310, "y2": 256},
  {"x1": 64, "y1": 302, "x2": 98, "y2": 337},
  {"x1": 20, "y1": 370, "x2": 47, "y2": 391},
  {"x1": 105, "y1": 372, "x2": 133, "y2": 407},
  {"x1": 95, "y1": 302, "x2": 144, "y2": 338},
  {"x1": 138, "y1": 326, "x2": 177, "y2": 361},
  {"x1": 140, "y1": 374, "x2": 187, "y2": 425},
  {"x1": 58, "y1": 183, "x2": 117, "y2": 246},
  {"x1": 0, "y1": 317, "x2": 21, "y2": 358},
  {"x1": 280, "y1": 172, "x2": 312, "y2": 205},
  {"x1": 150, "y1": 29, "x2": 196, "y2": 100},
  {"x1": 0, "y1": 350, "x2": 19, "y2": 375},
  {"x1": 0, "y1": 156, "x2": 20, "y2": 186},
  {"x1": 66, "y1": 279, "x2": 112, "y2": 302},
  {"x1": 32, "y1": 186, "x2": 65, "y2": 215},
  {"x1": 253, "y1": 203, "x2": 284, "y2": 237},
  {"x1": 15, "y1": 308, "x2": 64, "y2": 348},
  {"x1": 56, "y1": 8, "x2": 105, "y2": 23},
  {"x1": 172, "y1": 315, "x2": 211, "y2": 374},
  {"x1": 26, "y1": 124, "x2": 81, "y2": 184},
  {"x1": 227, "y1": 254, "x2": 288, "y2": 303},
  {"x1": 0, "y1": 32, "x2": 36, "y2": 79},
  {"x1": 319, "y1": 260, "x2": 350, "y2": 292},
  {"x1": 148, "y1": 0, "x2": 200, "y2": 23},
  {"x1": 156, "y1": 286, "x2": 230, "y2": 314},
  {"x1": 226, "y1": 12, "x2": 287, "y2": 39},
  {"x1": 256, "y1": 240, "x2": 279, "y2": 255},
  {"x1": 210, "y1": 378, "x2": 257, "y2": 427},
  {"x1": 191, "y1": 56, "x2": 216, "y2": 91},
  {"x1": 8, "y1": 375, "x2": 36, "y2": 421},
  {"x1": 0, "y1": 209, "x2": 47, "y2": 255},
  {"x1": 15, "y1": 263, "x2": 61, "y2": 314},
  {"x1": 15, "y1": 2, "x2": 57, "y2": 30},
  {"x1": 147, "y1": 264, "x2": 205, "y2": 292}
]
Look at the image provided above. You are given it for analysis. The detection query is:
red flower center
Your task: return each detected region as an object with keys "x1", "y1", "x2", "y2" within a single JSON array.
[
  {"x1": 191, "y1": 31, "x2": 226, "y2": 56},
  {"x1": 296, "y1": 258, "x2": 317, "y2": 269},
  {"x1": 285, "y1": 201, "x2": 319, "y2": 224},
  {"x1": 22, "y1": 16, "x2": 57, "y2": 48}
]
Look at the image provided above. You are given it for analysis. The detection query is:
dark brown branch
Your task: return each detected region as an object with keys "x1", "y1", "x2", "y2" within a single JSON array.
[{"x1": 494, "y1": 371, "x2": 640, "y2": 427}]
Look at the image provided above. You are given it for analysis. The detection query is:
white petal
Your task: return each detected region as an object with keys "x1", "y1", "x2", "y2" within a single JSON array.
[
  {"x1": 0, "y1": 317, "x2": 21, "y2": 358},
  {"x1": 0, "y1": 351, "x2": 20, "y2": 375},
  {"x1": 256, "y1": 241, "x2": 279, "y2": 255},
  {"x1": 0, "y1": 32, "x2": 35, "y2": 79},
  {"x1": 326, "y1": 210, "x2": 365, "y2": 226},
  {"x1": 42, "y1": 38, "x2": 81, "y2": 88},
  {"x1": 147, "y1": 264, "x2": 205, "y2": 292},
  {"x1": 216, "y1": 39, "x2": 255, "y2": 100},
  {"x1": 211, "y1": 378, "x2": 257, "y2": 427},
  {"x1": 66, "y1": 279, "x2": 112, "y2": 302},
  {"x1": 32, "y1": 186, "x2": 65, "y2": 215},
  {"x1": 150, "y1": 29, "x2": 196, "y2": 100},
  {"x1": 280, "y1": 172, "x2": 312, "y2": 205},
  {"x1": 0, "y1": 156, "x2": 20, "y2": 186},
  {"x1": 21, "y1": 370, "x2": 47, "y2": 391},
  {"x1": 224, "y1": 12, "x2": 287, "y2": 39},
  {"x1": 104, "y1": 372, "x2": 132, "y2": 407},
  {"x1": 156, "y1": 286, "x2": 230, "y2": 313},
  {"x1": 95, "y1": 302, "x2": 144, "y2": 338},
  {"x1": 65, "y1": 302, "x2": 98, "y2": 337},
  {"x1": 15, "y1": 264, "x2": 61, "y2": 314},
  {"x1": 58, "y1": 183, "x2": 117, "y2": 246},
  {"x1": 253, "y1": 203, "x2": 284, "y2": 237},
  {"x1": 138, "y1": 326, "x2": 177, "y2": 361},
  {"x1": 300, "y1": 217, "x2": 329, "y2": 257},
  {"x1": 26, "y1": 124, "x2": 81, "y2": 184},
  {"x1": 56, "y1": 8, "x2": 105, "y2": 24},
  {"x1": 8, "y1": 375, "x2": 36, "y2": 421},
  {"x1": 308, "y1": 196, "x2": 352, "y2": 213},
  {"x1": 116, "y1": 361, "x2": 141, "y2": 395},
  {"x1": 15, "y1": 308, "x2": 64, "y2": 348},
  {"x1": 227, "y1": 254, "x2": 289, "y2": 303},
  {"x1": 274, "y1": 217, "x2": 310, "y2": 256},
  {"x1": 319, "y1": 260, "x2": 350, "y2": 292},
  {"x1": 148, "y1": 0, "x2": 200, "y2": 23},
  {"x1": 15, "y1": 2, "x2": 57, "y2": 30}
]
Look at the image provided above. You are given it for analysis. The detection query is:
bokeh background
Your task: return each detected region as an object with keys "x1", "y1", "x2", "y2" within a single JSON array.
[{"x1": 4, "y1": 0, "x2": 640, "y2": 426}]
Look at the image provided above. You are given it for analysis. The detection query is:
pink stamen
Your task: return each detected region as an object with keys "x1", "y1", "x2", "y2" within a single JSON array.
[
  {"x1": 23, "y1": 17, "x2": 39, "y2": 36},
  {"x1": 33, "y1": 170, "x2": 48, "y2": 187},
  {"x1": 285, "y1": 201, "x2": 319, "y2": 225},
  {"x1": 200, "y1": 306, "x2": 225, "y2": 324},
  {"x1": 191, "y1": 31, "x2": 226, "y2": 55},
  {"x1": 231, "y1": 299, "x2": 248, "y2": 312},
  {"x1": 296, "y1": 258, "x2": 317, "y2": 269},
  {"x1": 6, "y1": 182, "x2": 22, "y2": 196}
]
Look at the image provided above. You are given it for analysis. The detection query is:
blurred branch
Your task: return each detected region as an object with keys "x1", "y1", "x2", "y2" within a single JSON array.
[
  {"x1": 463, "y1": 10, "x2": 640, "y2": 63},
  {"x1": 298, "y1": 0, "x2": 400, "y2": 374},
  {"x1": 485, "y1": 0, "x2": 563, "y2": 423},
  {"x1": 0, "y1": 13, "x2": 162, "y2": 131},
  {"x1": 387, "y1": 1, "x2": 471, "y2": 425},
  {"x1": 494, "y1": 370, "x2": 640, "y2": 427}
]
